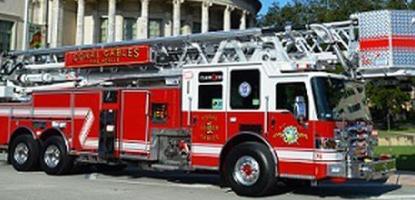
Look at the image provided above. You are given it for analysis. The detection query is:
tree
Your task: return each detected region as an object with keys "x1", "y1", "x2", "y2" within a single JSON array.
[
  {"x1": 366, "y1": 80, "x2": 411, "y2": 130},
  {"x1": 385, "y1": 0, "x2": 409, "y2": 9},
  {"x1": 259, "y1": 0, "x2": 318, "y2": 29},
  {"x1": 259, "y1": 0, "x2": 410, "y2": 27}
]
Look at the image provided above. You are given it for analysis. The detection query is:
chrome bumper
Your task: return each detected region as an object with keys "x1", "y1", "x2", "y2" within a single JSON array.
[{"x1": 327, "y1": 159, "x2": 396, "y2": 180}]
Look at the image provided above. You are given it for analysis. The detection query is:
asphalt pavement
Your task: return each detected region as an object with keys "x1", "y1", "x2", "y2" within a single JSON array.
[{"x1": 0, "y1": 155, "x2": 414, "y2": 200}]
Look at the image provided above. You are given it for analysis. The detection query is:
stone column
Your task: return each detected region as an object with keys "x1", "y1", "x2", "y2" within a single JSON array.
[
  {"x1": 115, "y1": 15, "x2": 124, "y2": 41},
  {"x1": 107, "y1": 0, "x2": 116, "y2": 43},
  {"x1": 201, "y1": 1, "x2": 212, "y2": 33},
  {"x1": 51, "y1": 0, "x2": 63, "y2": 47},
  {"x1": 223, "y1": 5, "x2": 233, "y2": 31},
  {"x1": 137, "y1": 0, "x2": 149, "y2": 39},
  {"x1": 164, "y1": 12, "x2": 172, "y2": 37},
  {"x1": 76, "y1": 0, "x2": 85, "y2": 45},
  {"x1": 172, "y1": 0, "x2": 184, "y2": 36},
  {"x1": 239, "y1": 10, "x2": 247, "y2": 30}
]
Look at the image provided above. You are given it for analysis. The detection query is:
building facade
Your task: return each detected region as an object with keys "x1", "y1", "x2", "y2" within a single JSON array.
[
  {"x1": 0, "y1": 0, "x2": 25, "y2": 53},
  {"x1": 28, "y1": 0, "x2": 261, "y2": 48}
]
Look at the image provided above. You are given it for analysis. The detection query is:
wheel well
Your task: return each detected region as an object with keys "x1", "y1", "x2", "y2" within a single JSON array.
[
  {"x1": 39, "y1": 128, "x2": 64, "y2": 142},
  {"x1": 9, "y1": 127, "x2": 35, "y2": 145},
  {"x1": 219, "y1": 132, "x2": 277, "y2": 174},
  {"x1": 39, "y1": 128, "x2": 70, "y2": 151}
]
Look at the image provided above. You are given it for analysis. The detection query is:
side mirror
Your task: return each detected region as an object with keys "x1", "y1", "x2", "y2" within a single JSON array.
[{"x1": 294, "y1": 96, "x2": 307, "y2": 121}]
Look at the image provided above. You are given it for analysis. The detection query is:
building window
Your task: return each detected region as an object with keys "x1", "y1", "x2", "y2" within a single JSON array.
[
  {"x1": 192, "y1": 22, "x2": 201, "y2": 33},
  {"x1": 0, "y1": 20, "x2": 14, "y2": 53},
  {"x1": 148, "y1": 19, "x2": 162, "y2": 38},
  {"x1": 99, "y1": 18, "x2": 108, "y2": 43},
  {"x1": 124, "y1": 18, "x2": 137, "y2": 40}
]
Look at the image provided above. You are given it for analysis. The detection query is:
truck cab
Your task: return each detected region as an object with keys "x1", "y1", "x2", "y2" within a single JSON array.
[{"x1": 184, "y1": 62, "x2": 394, "y2": 191}]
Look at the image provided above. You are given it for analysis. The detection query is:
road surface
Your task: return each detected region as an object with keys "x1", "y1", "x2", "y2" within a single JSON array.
[{"x1": 0, "y1": 160, "x2": 414, "y2": 200}]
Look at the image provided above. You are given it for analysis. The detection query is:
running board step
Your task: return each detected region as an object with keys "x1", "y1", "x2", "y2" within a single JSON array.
[{"x1": 150, "y1": 164, "x2": 190, "y2": 171}]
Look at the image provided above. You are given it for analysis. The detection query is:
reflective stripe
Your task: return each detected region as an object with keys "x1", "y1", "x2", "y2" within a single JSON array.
[
  {"x1": 275, "y1": 149, "x2": 345, "y2": 161},
  {"x1": 0, "y1": 107, "x2": 94, "y2": 149},
  {"x1": 79, "y1": 110, "x2": 94, "y2": 146},
  {"x1": 122, "y1": 141, "x2": 148, "y2": 151},
  {"x1": 192, "y1": 145, "x2": 222, "y2": 155},
  {"x1": 84, "y1": 139, "x2": 99, "y2": 148},
  {"x1": 276, "y1": 150, "x2": 314, "y2": 160}
]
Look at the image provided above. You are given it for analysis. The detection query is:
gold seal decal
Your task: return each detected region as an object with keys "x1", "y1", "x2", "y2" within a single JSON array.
[{"x1": 274, "y1": 126, "x2": 308, "y2": 144}]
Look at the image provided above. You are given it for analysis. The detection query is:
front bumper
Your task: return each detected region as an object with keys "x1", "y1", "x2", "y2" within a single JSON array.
[{"x1": 327, "y1": 159, "x2": 396, "y2": 180}]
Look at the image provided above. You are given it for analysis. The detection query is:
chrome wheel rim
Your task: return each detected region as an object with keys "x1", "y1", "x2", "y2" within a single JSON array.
[
  {"x1": 14, "y1": 143, "x2": 29, "y2": 165},
  {"x1": 233, "y1": 156, "x2": 260, "y2": 186},
  {"x1": 44, "y1": 145, "x2": 61, "y2": 168}
]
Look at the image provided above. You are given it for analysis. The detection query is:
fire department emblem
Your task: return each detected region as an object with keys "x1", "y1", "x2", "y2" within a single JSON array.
[
  {"x1": 238, "y1": 82, "x2": 252, "y2": 98},
  {"x1": 200, "y1": 115, "x2": 220, "y2": 142},
  {"x1": 274, "y1": 126, "x2": 308, "y2": 144}
]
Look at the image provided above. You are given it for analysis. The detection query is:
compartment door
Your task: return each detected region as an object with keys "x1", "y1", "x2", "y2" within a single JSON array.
[{"x1": 120, "y1": 91, "x2": 150, "y2": 156}]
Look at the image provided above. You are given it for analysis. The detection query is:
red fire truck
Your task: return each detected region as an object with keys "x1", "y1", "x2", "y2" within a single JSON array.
[{"x1": 0, "y1": 10, "x2": 408, "y2": 196}]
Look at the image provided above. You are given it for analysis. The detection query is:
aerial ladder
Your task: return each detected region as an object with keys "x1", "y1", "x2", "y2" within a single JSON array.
[{"x1": 1, "y1": 10, "x2": 414, "y2": 101}]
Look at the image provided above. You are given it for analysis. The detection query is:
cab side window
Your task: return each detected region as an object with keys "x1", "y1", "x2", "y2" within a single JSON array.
[
  {"x1": 198, "y1": 85, "x2": 223, "y2": 110},
  {"x1": 276, "y1": 82, "x2": 308, "y2": 118},
  {"x1": 198, "y1": 71, "x2": 224, "y2": 110},
  {"x1": 230, "y1": 69, "x2": 260, "y2": 110}
]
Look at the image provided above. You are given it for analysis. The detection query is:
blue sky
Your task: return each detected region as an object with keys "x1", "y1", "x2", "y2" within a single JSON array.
[{"x1": 259, "y1": 0, "x2": 291, "y2": 15}]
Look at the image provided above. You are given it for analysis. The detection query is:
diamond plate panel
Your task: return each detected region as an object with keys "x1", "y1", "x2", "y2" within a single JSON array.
[
  {"x1": 359, "y1": 10, "x2": 415, "y2": 71},
  {"x1": 391, "y1": 10, "x2": 415, "y2": 36},
  {"x1": 359, "y1": 50, "x2": 390, "y2": 69},
  {"x1": 359, "y1": 10, "x2": 391, "y2": 39}
]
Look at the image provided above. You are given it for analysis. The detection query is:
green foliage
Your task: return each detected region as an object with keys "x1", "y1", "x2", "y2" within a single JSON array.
[
  {"x1": 259, "y1": 0, "x2": 411, "y2": 28},
  {"x1": 366, "y1": 82, "x2": 410, "y2": 114},
  {"x1": 375, "y1": 146, "x2": 415, "y2": 171},
  {"x1": 366, "y1": 80, "x2": 411, "y2": 128}
]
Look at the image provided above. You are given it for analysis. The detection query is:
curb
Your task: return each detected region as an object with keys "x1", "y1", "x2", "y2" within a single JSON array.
[{"x1": 387, "y1": 171, "x2": 415, "y2": 187}]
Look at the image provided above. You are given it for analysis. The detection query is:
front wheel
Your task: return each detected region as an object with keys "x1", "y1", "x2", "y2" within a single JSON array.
[
  {"x1": 40, "y1": 136, "x2": 73, "y2": 175},
  {"x1": 223, "y1": 142, "x2": 277, "y2": 197}
]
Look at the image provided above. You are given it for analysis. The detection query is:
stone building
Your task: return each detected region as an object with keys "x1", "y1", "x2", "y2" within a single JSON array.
[
  {"x1": 0, "y1": 0, "x2": 25, "y2": 52},
  {"x1": 28, "y1": 0, "x2": 261, "y2": 48}
]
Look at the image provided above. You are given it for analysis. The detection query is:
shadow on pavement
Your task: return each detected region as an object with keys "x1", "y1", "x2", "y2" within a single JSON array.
[
  {"x1": 73, "y1": 164, "x2": 222, "y2": 186},
  {"x1": 290, "y1": 181, "x2": 401, "y2": 199},
  {"x1": 72, "y1": 164, "x2": 402, "y2": 198}
]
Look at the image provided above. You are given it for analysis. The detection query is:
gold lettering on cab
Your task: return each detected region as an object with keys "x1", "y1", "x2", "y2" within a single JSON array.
[{"x1": 200, "y1": 115, "x2": 220, "y2": 142}]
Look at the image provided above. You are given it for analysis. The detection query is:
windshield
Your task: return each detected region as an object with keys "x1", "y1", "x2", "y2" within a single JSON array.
[{"x1": 312, "y1": 77, "x2": 371, "y2": 121}]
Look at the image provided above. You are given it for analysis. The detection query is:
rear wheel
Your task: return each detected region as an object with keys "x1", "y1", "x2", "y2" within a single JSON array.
[
  {"x1": 40, "y1": 136, "x2": 73, "y2": 175},
  {"x1": 223, "y1": 142, "x2": 277, "y2": 197},
  {"x1": 9, "y1": 134, "x2": 39, "y2": 171}
]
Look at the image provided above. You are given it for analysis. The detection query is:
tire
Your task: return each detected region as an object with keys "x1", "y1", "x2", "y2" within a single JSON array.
[
  {"x1": 40, "y1": 136, "x2": 73, "y2": 175},
  {"x1": 9, "y1": 134, "x2": 39, "y2": 171},
  {"x1": 223, "y1": 142, "x2": 277, "y2": 197}
]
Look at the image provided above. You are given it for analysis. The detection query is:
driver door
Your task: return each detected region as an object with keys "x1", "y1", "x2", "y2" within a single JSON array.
[{"x1": 268, "y1": 82, "x2": 313, "y2": 149}]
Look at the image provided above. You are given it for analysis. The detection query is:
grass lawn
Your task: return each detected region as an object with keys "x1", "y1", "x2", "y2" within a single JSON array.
[{"x1": 374, "y1": 146, "x2": 415, "y2": 171}]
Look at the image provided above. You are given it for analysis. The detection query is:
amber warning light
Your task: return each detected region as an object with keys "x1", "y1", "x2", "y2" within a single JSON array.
[{"x1": 64, "y1": 45, "x2": 151, "y2": 68}]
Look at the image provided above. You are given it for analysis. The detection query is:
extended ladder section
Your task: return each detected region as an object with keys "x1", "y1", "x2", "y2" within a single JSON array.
[{"x1": 1, "y1": 10, "x2": 415, "y2": 101}]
